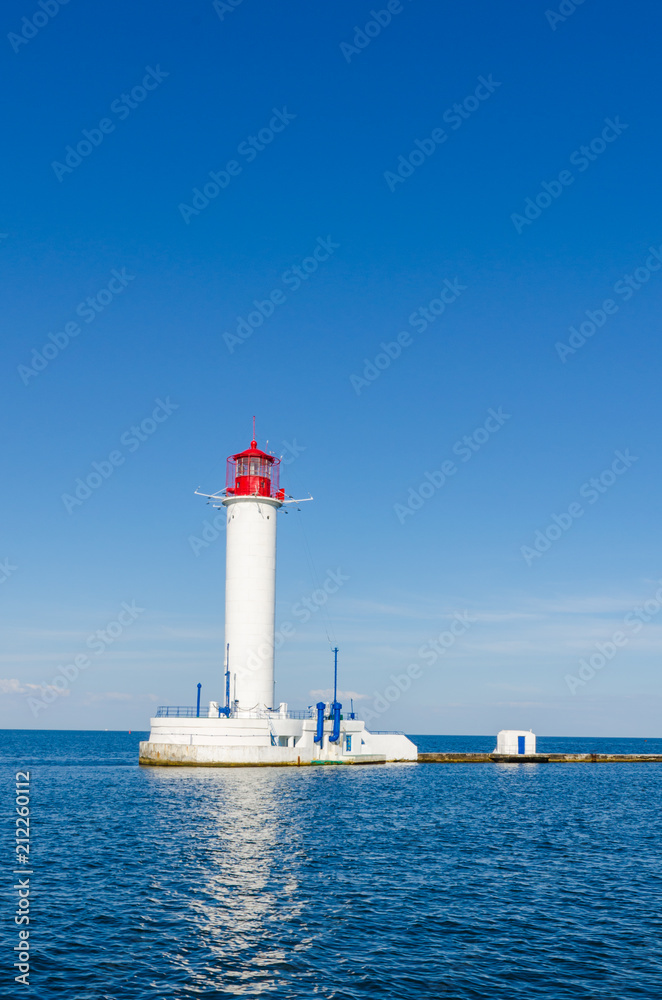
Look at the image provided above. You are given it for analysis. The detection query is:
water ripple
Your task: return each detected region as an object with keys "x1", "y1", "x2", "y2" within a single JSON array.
[{"x1": 2, "y1": 731, "x2": 662, "y2": 998}]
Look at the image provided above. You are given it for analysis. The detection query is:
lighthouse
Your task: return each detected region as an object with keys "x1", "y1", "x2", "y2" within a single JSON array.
[
  {"x1": 139, "y1": 423, "x2": 418, "y2": 766},
  {"x1": 223, "y1": 436, "x2": 285, "y2": 715}
]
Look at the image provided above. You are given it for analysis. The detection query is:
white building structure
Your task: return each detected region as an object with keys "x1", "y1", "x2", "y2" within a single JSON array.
[
  {"x1": 494, "y1": 730, "x2": 536, "y2": 755},
  {"x1": 140, "y1": 430, "x2": 418, "y2": 767},
  {"x1": 222, "y1": 439, "x2": 282, "y2": 715}
]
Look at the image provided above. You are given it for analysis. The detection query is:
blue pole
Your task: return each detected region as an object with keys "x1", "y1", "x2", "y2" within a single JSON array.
[
  {"x1": 225, "y1": 642, "x2": 231, "y2": 717},
  {"x1": 333, "y1": 646, "x2": 338, "y2": 703},
  {"x1": 196, "y1": 683, "x2": 201, "y2": 718},
  {"x1": 329, "y1": 701, "x2": 341, "y2": 743},
  {"x1": 314, "y1": 702, "x2": 325, "y2": 744},
  {"x1": 329, "y1": 647, "x2": 342, "y2": 743}
]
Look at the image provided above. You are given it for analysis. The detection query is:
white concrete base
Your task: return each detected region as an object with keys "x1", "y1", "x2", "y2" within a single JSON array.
[
  {"x1": 140, "y1": 715, "x2": 418, "y2": 766},
  {"x1": 139, "y1": 743, "x2": 387, "y2": 766}
]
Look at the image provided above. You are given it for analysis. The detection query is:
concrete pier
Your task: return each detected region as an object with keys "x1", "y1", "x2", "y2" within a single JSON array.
[
  {"x1": 139, "y1": 722, "x2": 418, "y2": 767},
  {"x1": 418, "y1": 752, "x2": 662, "y2": 763}
]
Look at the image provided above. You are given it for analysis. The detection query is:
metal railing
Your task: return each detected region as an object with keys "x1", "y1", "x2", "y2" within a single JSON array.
[
  {"x1": 154, "y1": 706, "x2": 315, "y2": 720},
  {"x1": 155, "y1": 706, "x2": 200, "y2": 718}
]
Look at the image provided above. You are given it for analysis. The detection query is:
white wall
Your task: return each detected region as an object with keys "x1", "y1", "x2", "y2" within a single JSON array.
[
  {"x1": 495, "y1": 730, "x2": 536, "y2": 754},
  {"x1": 145, "y1": 717, "x2": 419, "y2": 763},
  {"x1": 223, "y1": 496, "x2": 281, "y2": 714}
]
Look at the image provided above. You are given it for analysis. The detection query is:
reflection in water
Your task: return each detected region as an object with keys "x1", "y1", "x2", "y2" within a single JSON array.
[{"x1": 143, "y1": 768, "x2": 311, "y2": 995}]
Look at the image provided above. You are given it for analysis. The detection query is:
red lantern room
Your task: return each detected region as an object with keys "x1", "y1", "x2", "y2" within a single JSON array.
[{"x1": 226, "y1": 439, "x2": 284, "y2": 500}]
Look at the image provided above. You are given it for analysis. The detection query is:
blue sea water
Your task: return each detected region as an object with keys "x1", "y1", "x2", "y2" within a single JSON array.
[{"x1": 3, "y1": 731, "x2": 662, "y2": 999}]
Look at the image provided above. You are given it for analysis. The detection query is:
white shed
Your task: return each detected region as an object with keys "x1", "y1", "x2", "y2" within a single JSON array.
[{"x1": 495, "y1": 730, "x2": 536, "y2": 755}]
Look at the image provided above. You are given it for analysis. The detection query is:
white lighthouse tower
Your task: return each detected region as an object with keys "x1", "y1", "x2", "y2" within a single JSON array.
[
  {"x1": 223, "y1": 436, "x2": 284, "y2": 715},
  {"x1": 140, "y1": 424, "x2": 418, "y2": 766}
]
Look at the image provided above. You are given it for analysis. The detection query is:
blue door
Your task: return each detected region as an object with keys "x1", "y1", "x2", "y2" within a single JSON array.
[{"x1": 517, "y1": 736, "x2": 526, "y2": 754}]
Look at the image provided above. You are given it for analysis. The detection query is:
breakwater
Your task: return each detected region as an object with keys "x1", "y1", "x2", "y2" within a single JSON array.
[{"x1": 418, "y1": 752, "x2": 662, "y2": 763}]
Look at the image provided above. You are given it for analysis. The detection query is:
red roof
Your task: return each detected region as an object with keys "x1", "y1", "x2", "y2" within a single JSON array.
[{"x1": 231, "y1": 439, "x2": 275, "y2": 462}]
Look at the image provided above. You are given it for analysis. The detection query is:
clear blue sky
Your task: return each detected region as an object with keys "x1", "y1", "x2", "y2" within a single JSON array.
[{"x1": 2, "y1": 0, "x2": 661, "y2": 735}]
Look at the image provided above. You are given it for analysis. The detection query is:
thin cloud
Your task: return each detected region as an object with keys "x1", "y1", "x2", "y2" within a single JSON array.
[
  {"x1": 0, "y1": 677, "x2": 69, "y2": 696},
  {"x1": 81, "y1": 691, "x2": 135, "y2": 705},
  {"x1": 308, "y1": 688, "x2": 368, "y2": 701}
]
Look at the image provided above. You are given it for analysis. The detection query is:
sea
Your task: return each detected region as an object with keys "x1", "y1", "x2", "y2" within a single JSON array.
[{"x1": 3, "y1": 731, "x2": 662, "y2": 999}]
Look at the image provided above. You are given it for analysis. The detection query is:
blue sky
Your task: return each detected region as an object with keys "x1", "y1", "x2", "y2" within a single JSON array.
[{"x1": 2, "y1": 0, "x2": 661, "y2": 735}]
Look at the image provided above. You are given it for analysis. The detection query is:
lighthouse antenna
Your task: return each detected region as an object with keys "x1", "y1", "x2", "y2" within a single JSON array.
[{"x1": 252, "y1": 415, "x2": 256, "y2": 440}]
